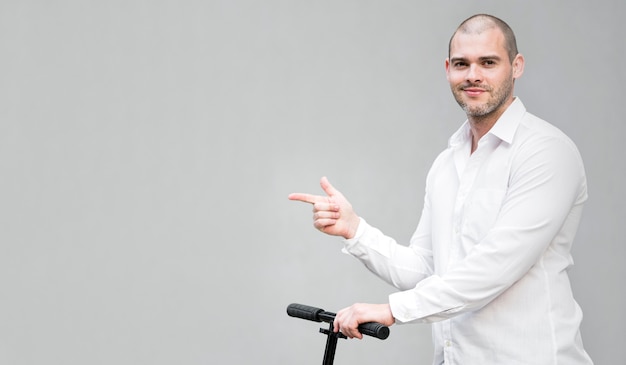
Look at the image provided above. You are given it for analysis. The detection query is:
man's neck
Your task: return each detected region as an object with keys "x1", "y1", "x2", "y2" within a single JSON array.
[
  {"x1": 468, "y1": 97, "x2": 514, "y2": 153},
  {"x1": 469, "y1": 116, "x2": 498, "y2": 153}
]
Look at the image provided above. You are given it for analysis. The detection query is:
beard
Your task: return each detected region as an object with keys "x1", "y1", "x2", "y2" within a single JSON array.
[{"x1": 452, "y1": 75, "x2": 514, "y2": 119}]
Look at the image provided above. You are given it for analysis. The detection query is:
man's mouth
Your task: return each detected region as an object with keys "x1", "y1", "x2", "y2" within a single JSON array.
[{"x1": 461, "y1": 86, "x2": 488, "y2": 97}]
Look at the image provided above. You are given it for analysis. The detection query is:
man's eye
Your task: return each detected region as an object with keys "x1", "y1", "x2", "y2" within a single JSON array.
[{"x1": 454, "y1": 62, "x2": 467, "y2": 67}]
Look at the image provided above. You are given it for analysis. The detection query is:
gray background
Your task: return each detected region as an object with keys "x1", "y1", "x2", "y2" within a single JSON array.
[{"x1": 0, "y1": 1, "x2": 623, "y2": 364}]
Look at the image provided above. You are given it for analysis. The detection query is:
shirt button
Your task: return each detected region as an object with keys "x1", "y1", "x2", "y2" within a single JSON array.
[{"x1": 445, "y1": 340, "x2": 451, "y2": 347}]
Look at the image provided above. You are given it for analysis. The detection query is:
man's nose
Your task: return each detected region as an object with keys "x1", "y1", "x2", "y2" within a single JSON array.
[{"x1": 466, "y1": 64, "x2": 482, "y2": 83}]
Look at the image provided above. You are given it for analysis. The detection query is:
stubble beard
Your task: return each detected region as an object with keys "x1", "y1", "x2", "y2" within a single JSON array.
[{"x1": 452, "y1": 75, "x2": 514, "y2": 120}]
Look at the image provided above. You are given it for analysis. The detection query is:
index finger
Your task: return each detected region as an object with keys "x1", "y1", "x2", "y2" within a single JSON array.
[{"x1": 288, "y1": 193, "x2": 326, "y2": 204}]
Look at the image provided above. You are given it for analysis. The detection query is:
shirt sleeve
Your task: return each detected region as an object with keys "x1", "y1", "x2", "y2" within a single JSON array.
[
  {"x1": 342, "y1": 198, "x2": 435, "y2": 291},
  {"x1": 389, "y1": 135, "x2": 587, "y2": 323}
]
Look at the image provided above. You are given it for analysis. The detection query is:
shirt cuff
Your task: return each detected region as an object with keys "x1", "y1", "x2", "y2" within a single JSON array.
[
  {"x1": 340, "y1": 218, "x2": 367, "y2": 256},
  {"x1": 388, "y1": 290, "x2": 418, "y2": 324}
]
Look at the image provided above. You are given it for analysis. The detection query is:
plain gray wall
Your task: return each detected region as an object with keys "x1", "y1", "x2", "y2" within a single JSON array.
[{"x1": 0, "y1": 1, "x2": 623, "y2": 364}]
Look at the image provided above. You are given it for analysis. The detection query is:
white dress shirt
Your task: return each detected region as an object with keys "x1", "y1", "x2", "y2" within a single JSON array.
[{"x1": 343, "y1": 98, "x2": 593, "y2": 364}]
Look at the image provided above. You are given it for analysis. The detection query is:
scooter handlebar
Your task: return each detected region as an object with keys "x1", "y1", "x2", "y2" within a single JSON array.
[{"x1": 287, "y1": 303, "x2": 390, "y2": 340}]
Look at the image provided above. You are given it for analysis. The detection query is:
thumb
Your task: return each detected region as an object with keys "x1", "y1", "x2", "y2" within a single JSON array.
[{"x1": 320, "y1": 176, "x2": 340, "y2": 197}]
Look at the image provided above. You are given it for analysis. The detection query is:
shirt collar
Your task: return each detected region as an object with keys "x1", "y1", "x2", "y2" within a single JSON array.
[{"x1": 448, "y1": 97, "x2": 526, "y2": 147}]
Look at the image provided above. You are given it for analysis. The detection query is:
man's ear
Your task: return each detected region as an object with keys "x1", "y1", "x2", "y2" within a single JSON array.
[{"x1": 512, "y1": 53, "x2": 525, "y2": 79}]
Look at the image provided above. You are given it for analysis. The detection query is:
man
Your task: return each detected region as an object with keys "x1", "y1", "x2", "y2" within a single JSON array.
[{"x1": 288, "y1": 14, "x2": 594, "y2": 364}]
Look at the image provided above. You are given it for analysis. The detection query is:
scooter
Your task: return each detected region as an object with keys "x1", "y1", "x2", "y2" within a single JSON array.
[{"x1": 286, "y1": 303, "x2": 390, "y2": 365}]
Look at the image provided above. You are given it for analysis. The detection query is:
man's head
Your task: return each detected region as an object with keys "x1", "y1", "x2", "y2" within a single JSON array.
[
  {"x1": 445, "y1": 14, "x2": 524, "y2": 122},
  {"x1": 449, "y1": 14, "x2": 518, "y2": 64}
]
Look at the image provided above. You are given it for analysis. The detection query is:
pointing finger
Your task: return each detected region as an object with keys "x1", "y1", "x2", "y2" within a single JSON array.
[{"x1": 288, "y1": 193, "x2": 325, "y2": 205}]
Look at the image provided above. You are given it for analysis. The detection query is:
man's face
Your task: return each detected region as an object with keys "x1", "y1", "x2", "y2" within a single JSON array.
[{"x1": 446, "y1": 28, "x2": 522, "y2": 119}]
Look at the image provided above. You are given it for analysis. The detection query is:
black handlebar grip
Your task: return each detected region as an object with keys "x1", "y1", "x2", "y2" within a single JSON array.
[
  {"x1": 287, "y1": 303, "x2": 390, "y2": 340},
  {"x1": 286, "y1": 303, "x2": 324, "y2": 322},
  {"x1": 358, "y1": 322, "x2": 390, "y2": 340}
]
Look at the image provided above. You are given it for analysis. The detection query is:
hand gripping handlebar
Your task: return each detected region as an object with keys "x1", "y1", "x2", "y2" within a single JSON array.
[{"x1": 287, "y1": 303, "x2": 390, "y2": 340}]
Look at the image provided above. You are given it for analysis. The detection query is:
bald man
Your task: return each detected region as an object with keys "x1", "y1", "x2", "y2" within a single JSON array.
[{"x1": 289, "y1": 14, "x2": 593, "y2": 365}]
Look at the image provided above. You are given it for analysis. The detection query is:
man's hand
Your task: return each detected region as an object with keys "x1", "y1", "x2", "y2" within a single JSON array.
[
  {"x1": 333, "y1": 303, "x2": 395, "y2": 339},
  {"x1": 288, "y1": 177, "x2": 360, "y2": 239}
]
